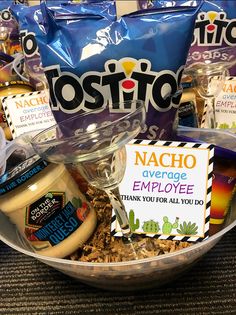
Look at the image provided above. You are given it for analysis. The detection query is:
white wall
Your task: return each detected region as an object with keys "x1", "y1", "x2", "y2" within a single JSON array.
[{"x1": 28, "y1": 0, "x2": 40, "y2": 5}]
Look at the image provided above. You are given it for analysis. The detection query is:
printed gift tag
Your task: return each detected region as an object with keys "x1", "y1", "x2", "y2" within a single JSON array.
[
  {"x1": 214, "y1": 77, "x2": 236, "y2": 129},
  {"x1": 112, "y1": 140, "x2": 214, "y2": 242},
  {"x1": 202, "y1": 77, "x2": 236, "y2": 129},
  {"x1": 1, "y1": 89, "x2": 55, "y2": 138}
]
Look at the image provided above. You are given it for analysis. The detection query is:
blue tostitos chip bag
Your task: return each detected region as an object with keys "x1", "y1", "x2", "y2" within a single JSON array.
[
  {"x1": 0, "y1": 1, "x2": 28, "y2": 23},
  {"x1": 147, "y1": 1, "x2": 236, "y2": 129},
  {"x1": 10, "y1": 4, "x2": 47, "y2": 89},
  {"x1": 10, "y1": 1, "x2": 115, "y2": 89},
  {"x1": 188, "y1": 0, "x2": 236, "y2": 76},
  {"x1": 145, "y1": 1, "x2": 236, "y2": 75},
  {"x1": 33, "y1": 1, "x2": 202, "y2": 140},
  {"x1": 0, "y1": 1, "x2": 18, "y2": 35},
  {"x1": 0, "y1": 0, "x2": 28, "y2": 56}
]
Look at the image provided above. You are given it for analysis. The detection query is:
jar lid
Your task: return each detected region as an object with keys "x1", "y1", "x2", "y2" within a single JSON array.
[
  {"x1": 0, "y1": 155, "x2": 49, "y2": 196},
  {"x1": 0, "y1": 80, "x2": 34, "y2": 90}
]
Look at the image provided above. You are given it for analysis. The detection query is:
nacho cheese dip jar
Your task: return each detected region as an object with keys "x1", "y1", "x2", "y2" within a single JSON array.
[
  {"x1": 0, "y1": 81, "x2": 34, "y2": 99},
  {"x1": 0, "y1": 155, "x2": 97, "y2": 258}
]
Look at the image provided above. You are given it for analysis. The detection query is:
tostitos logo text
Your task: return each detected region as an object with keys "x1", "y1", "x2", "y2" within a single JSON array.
[
  {"x1": 44, "y1": 58, "x2": 183, "y2": 114},
  {"x1": 192, "y1": 11, "x2": 236, "y2": 46}
]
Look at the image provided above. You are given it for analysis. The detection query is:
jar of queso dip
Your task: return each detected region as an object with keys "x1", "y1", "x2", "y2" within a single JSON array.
[
  {"x1": 0, "y1": 80, "x2": 34, "y2": 100},
  {"x1": 0, "y1": 155, "x2": 97, "y2": 258}
]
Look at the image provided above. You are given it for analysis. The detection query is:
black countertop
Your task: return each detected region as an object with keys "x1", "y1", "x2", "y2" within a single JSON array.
[{"x1": 0, "y1": 227, "x2": 235, "y2": 315}]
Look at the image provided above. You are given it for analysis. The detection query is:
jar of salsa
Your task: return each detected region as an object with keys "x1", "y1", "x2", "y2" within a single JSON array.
[{"x1": 210, "y1": 156, "x2": 236, "y2": 236}]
